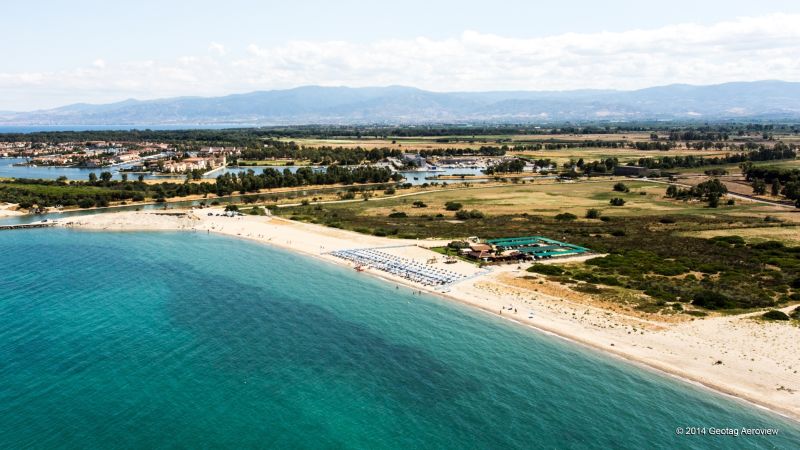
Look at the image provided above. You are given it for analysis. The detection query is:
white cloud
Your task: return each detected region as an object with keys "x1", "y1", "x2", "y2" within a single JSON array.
[
  {"x1": 208, "y1": 42, "x2": 226, "y2": 56},
  {"x1": 3, "y1": 14, "x2": 800, "y2": 110}
]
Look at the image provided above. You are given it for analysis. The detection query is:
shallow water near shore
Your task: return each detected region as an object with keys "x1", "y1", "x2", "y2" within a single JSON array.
[{"x1": 1, "y1": 229, "x2": 798, "y2": 449}]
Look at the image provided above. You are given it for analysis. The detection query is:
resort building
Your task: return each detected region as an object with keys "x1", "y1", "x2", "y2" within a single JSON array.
[{"x1": 457, "y1": 236, "x2": 590, "y2": 263}]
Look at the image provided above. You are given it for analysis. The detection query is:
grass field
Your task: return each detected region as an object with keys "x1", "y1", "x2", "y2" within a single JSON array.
[
  {"x1": 274, "y1": 178, "x2": 798, "y2": 240},
  {"x1": 682, "y1": 225, "x2": 800, "y2": 246},
  {"x1": 276, "y1": 133, "x2": 659, "y2": 151},
  {"x1": 275, "y1": 136, "x2": 768, "y2": 168},
  {"x1": 307, "y1": 180, "x2": 796, "y2": 221},
  {"x1": 675, "y1": 157, "x2": 800, "y2": 174},
  {"x1": 511, "y1": 148, "x2": 733, "y2": 165}
]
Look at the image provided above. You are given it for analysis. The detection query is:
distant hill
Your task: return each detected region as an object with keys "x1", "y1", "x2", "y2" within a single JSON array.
[{"x1": 2, "y1": 81, "x2": 800, "y2": 126}]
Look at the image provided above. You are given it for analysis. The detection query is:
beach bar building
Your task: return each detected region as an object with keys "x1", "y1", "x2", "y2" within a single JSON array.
[
  {"x1": 457, "y1": 236, "x2": 589, "y2": 263},
  {"x1": 486, "y1": 236, "x2": 590, "y2": 259}
]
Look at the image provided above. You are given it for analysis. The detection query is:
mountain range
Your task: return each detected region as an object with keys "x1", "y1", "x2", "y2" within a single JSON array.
[{"x1": 2, "y1": 81, "x2": 799, "y2": 126}]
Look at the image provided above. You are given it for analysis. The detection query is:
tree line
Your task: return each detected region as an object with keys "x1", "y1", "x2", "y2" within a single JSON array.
[
  {"x1": 236, "y1": 141, "x2": 506, "y2": 165},
  {"x1": 744, "y1": 167, "x2": 800, "y2": 207},
  {"x1": 0, "y1": 165, "x2": 400, "y2": 209}
]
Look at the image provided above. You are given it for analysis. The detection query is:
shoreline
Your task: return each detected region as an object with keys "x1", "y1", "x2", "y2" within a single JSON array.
[{"x1": 58, "y1": 208, "x2": 800, "y2": 423}]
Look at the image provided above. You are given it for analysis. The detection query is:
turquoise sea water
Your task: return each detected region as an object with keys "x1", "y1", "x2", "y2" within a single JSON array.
[{"x1": 1, "y1": 229, "x2": 798, "y2": 449}]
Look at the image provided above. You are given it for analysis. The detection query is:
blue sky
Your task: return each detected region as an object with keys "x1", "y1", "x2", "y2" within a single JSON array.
[{"x1": 3, "y1": 0, "x2": 800, "y2": 110}]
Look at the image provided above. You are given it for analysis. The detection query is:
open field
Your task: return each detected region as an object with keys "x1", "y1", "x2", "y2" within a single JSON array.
[
  {"x1": 511, "y1": 147, "x2": 733, "y2": 165},
  {"x1": 277, "y1": 133, "x2": 658, "y2": 150},
  {"x1": 681, "y1": 225, "x2": 800, "y2": 246},
  {"x1": 281, "y1": 179, "x2": 799, "y2": 223},
  {"x1": 675, "y1": 156, "x2": 800, "y2": 175}
]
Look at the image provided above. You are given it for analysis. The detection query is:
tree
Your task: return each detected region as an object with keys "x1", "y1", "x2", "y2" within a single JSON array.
[
  {"x1": 88, "y1": 172, "x2": 98, "y2": 183},
  {"x1": 613, "y1": 182, "x2": 629, "y2": 193},
  {"x1": 771, "y1": 179, "x2": 782, "y2": 196},
  {"x1": 708, "y1": 194, "x2": 720, "y2": 208},
  {"x1": 100, "y1": 171, "x2": 113, "y2": 183},
  {"x1": 585, "y1": 209, "x2": 601, "y2": 219},
  {"x1": 121, "y1": 173, "x2": 128, "y2": 182},
  {"x1": 455, "y1": 209, "x2": 484, "y2": 220},
  {"x1": 555, "y1": 213, "x2": 577, "y2": 221},
  {"x1": 445, "y1": 201, "x2": 463, "y2": 211},
  {"x1": 609, "y1": 198, "x2": 626, "y2": 206},
  {"x1": 752, "y1": 179, "x2": 767, "y2": 195}
]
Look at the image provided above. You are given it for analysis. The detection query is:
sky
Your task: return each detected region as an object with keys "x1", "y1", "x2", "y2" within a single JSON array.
[{"x1": 2, "y1": 0, "x2": 800, "y2": 110}]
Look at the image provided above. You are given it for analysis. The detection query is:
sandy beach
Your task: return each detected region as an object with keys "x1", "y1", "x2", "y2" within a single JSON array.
[
  {"x1": 61, "y1": 208, "x2": 800, "y2": 421},
  {"x1": 0, "y1": 203, "x2": 22, "y2": 218}
]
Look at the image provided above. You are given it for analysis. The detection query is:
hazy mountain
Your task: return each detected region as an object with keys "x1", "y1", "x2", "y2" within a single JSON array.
[{"x1": 2, "y1": 81, "x2": 799, "y2": 126}]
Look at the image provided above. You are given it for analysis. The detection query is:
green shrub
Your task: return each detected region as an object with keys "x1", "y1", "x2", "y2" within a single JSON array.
[
  {"x1": 659, "y1": 217, "x2": 676, "y2": 224},
  {"x1": 412, "y1": 200, "x2": 427, "y2": 208},
  {"x1": 585, "y1": 209, "x2": 601, "y2": 219},
  {"x1": 692, "y1": 290, "x2": 732, "y2": 310},
  {"x1": 455, "y1": 209, "x2": 485, "y2": 220},
  {"x1": 78, "y1": 198, "x2": 95, "y2": 208},
  {"x1": 613, "y1": 182, "x2": 629, "y2": 193},
  {"x1": 388, "y1": 212, "x2": 407, "y2": 218},
  {"x1": 555, "y1": 213, "x2": 578, "y2": 222},
  {"x1": 753, "y1": 241, "x2": 784, "y2": 250},
  {"x1": 447, "y1": 241, "x2": 469, "y2": 249},
  {"x1": 710, "y1": 235, "x2": 746, "y2": 246},
  {"x1": 762, "y1": 310, "x2": 790, "y2": 321},
  {"x1": 609, "y1": 197, "x2": 626, "y2": 206},
  {"x1": 791, "y1": 307, "x2": 800, "y2": 320},
  {"x1": 444, "y1": 201, "x2": 463, "y2": 211},
  {"x1": 527, "y1": 264, "x2": 564, "y2": 276}
]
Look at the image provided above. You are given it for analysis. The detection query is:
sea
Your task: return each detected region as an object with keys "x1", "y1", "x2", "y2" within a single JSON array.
[{"x1": 1, "y1": 229, "x2": 798, "y2": 449}]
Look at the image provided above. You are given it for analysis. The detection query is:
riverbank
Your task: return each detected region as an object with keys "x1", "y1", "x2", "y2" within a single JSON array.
[{"x1": 61, "y1": 208, "x2": 800, "y2": 422}]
